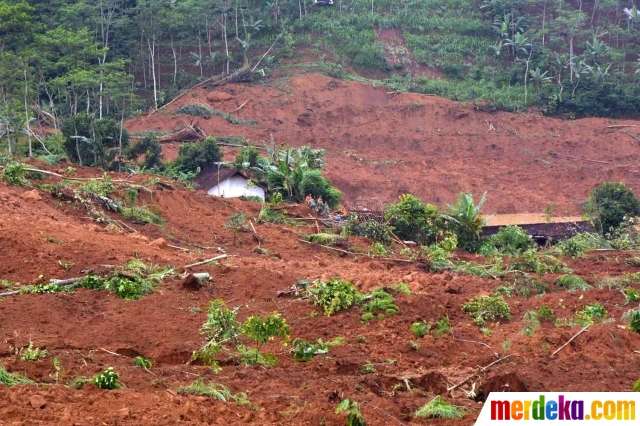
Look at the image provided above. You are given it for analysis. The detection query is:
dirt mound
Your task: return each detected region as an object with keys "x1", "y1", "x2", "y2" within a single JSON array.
[{"x1": 127, "y1": 74, "x2": 640, "y2": 214}]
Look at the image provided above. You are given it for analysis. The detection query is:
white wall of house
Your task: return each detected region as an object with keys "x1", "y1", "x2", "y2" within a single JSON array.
[{"x1": 207, "y1": 175, "x2": 265, "y2": 200}]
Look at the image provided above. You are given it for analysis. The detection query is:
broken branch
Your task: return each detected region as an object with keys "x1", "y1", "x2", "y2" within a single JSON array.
[
  {"x1": 551, "y1": 325, "x2": 589, "y2": 357},
  {"x1": 447, "y1": 354, "x2": 516, "y2": 392},
  {"x1": 184, "y1": 254, "x2": 228, "y2": 269}
]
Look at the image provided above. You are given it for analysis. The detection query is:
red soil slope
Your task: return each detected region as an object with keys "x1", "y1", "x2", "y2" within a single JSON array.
[
  {"x1": 127, "y1": 74, "x2": 640, "y2": 214},
  {"x1": 2, "y1": 166, "x2": 640, "y2": 425}
]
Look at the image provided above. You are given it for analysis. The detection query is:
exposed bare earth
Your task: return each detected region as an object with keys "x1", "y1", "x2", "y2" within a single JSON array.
[
  {"x1": 2, "y1": 76, "x2": 640, "y2": 425},
  {"x1": 128, "y1": 74, "x2": 640, "y2": 215}
]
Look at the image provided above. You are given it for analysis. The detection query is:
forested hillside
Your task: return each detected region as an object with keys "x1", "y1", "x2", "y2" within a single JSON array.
[{"x1": 1, "y1": 0, "x2": 640, "y2": 141}]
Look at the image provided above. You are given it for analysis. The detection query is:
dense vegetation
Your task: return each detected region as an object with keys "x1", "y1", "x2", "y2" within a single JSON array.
[{"x1": 2, "y1": 0, "x2": 640, "y2": 158}]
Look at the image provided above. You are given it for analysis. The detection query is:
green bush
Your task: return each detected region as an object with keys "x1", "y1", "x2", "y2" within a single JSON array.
[
  {"x1": 385, "y1": 194, "x2": 445, "y2": 245},
  {"x1": 411, "y1": 321, "x2": 431, "y2": 338},
  {"x1": 361, "y1": 288, "x2": 399, "y2": 321},
  {"x1": 174, "y1": 137, "x2": 222, "y2": 173},
  {"x1": 345, "y1": 220, "x2": 393, "y2": 245},
  {"x1": 575, "y1": 303, "x2": 608, "y2": 325},
  {"x1": 308, "y1": 279, "x2": 363, "y2": 316},
  {"x1": 486, "y1": 225, "x2": 533, "y2": 255},
  {"x1": 415, "y1": 396, "x2": 466, "y2": 419},
  {"x1": 585, "y1": 182, "x2": 640, "y2": 236},
  {"x1": 462, "y1": 295, "x2": 511, "y2": 326}
]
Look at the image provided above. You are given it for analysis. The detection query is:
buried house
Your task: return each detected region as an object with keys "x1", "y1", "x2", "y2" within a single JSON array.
[{"x1": 195, "y1": 166, "x2": 265, "y2": 201}]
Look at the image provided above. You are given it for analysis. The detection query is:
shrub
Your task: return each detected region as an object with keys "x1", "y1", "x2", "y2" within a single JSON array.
[
  {"x1": 385, "y1": 194, "x2": 445, "y2": 245},
  {"x1": 307, "y1": 279, "x2": 363, "y2": 316},
  {"x1": 201, "y1": 299, "x2": 241, "y2": 343},
  {"x1": 0, "y1": 161, "x2": 28, "y2": 185},
  {"x1": 345, "y1": 220, "x2": 393, "y2": 246},
  {"x1": 241, "y1": 312, "x2": 290, "y2": 365},
  {"x1": 487, "y1": 226, "x2": 533, "y2": 255},
  {"x1": 538, "y1": 306, "x2": 556, "y2": 323},
  {"x1": 415, "y1": 396, "x2": 466, "y2": 419},
  {"x1": 174, "y1": 137, "x2": 222, "y2": 172},
  {"x1": 585, "y1": 182, "x2": 640, "y2": 236},
  {"x1": 575, "y1": 303, "x2": 608, "y2": 325},
  {"x1": 298, "y1": 169, "x2": 342, "y2": 209},
  {"x1": 462, "y1": 295, "x2": 511, "y2": 326}
]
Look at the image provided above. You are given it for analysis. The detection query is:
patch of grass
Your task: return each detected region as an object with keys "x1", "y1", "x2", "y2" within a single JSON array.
[
  {"x1": 0, "y1": 364, "x2": 35, "y2": 386},
  {"x1": 556, "y1": 275, "x2": 592, "y2": 292},
  {"x1": 175, "y1": 104, "x2": 257, "y2": 125},
  {"x1": 177, "y1": 379, "x2": 249, "y2": 404},
  {"x1": 462, "y1": 295, "x2": 511, "y2": 327},
  {"x1": 306, "y1": 233, "x2": 339, "y2": 246},
  {"x1": 120, "y1": 206, "x2": 164, "y2": 225},
  {"x1": 415, "y1": 396, "x2": 466, "y2": 419}
]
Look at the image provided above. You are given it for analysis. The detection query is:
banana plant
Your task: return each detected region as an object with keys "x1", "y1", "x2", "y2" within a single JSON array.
[
  {"x1": 443, "y1": 192, "x2": 494, "y2": 251},
  {"x1": 529, "y1": 67, "x2": 551, "y2": 92}
]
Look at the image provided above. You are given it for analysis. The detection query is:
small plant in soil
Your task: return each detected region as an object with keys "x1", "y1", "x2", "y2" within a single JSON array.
[
  {"x1": 335, "y1": 398, "x2": 367, "y2": 426},
  {"x1": 132, "y1": 356, "x2": 153, "y2": 369},
  {"x1": 538, "y1": 305, "x2": 556, "y2": 323},
  {"x1": 240, "y1": 312, "x2": 290, "y2": 366},
  {"x1": 575, "y1": 303, "x2": 608, "y2": 326},
  {"x1": 556, "y1": 275, "x2": 592, "y2": 292},
  {"x1": 521, "y1": 310, "x2": 541, "y2": 336},
  {"x1": 225, "y1": 213, "x2": 249, "y2": 244},
  {"x1": 409, "y1": 340, "x2": 421, "y2": 351},
  {"x1": 201, "y1": 299, "x2": 241, "y2": 342},
  {"x1": 411, "y1": 321, "x2": 431, "y2": 338},
  {"x1": 50, "y1": 357, "x2": 63, "y2": 383},
  {"x1": 622, "y1": 288, "x2": 640, "y2": 305},
  {"x1": 92, "y1": 367, "x2": 121, "y2": 390},
  {"x1": 622, "y1": 309, "x2": 640, "y2": 333},
  {"x1": 0, "y1": 364, "x2": 35, "y2": 386},
  {"x1": 19, "y1": 341, "x2": 47, "y2": 361},
  {"x1": 307, "y1": 279, "x2": 363, "y2": 316},
  {"x1": 176, "y1": 379, "x2": 249, "y2": 404},
  {"x1": 415, "y1": 396, "x2": 466, "y2": 419},
  {"x1": 433, "y1": 316, "x2": 451, "y2": 338},
  {"x1": 462, "y1": 295, "x2": 511, "y2": 327},
  {"x1": 291, "y1": 338, "x2": 334, "y2": 362},
  {"x1": 361, "y1": 288, "x2": 398, "y2": 322},
  {"x1": 359, "y1": 362, "x2": 376, "y2": 375}
]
